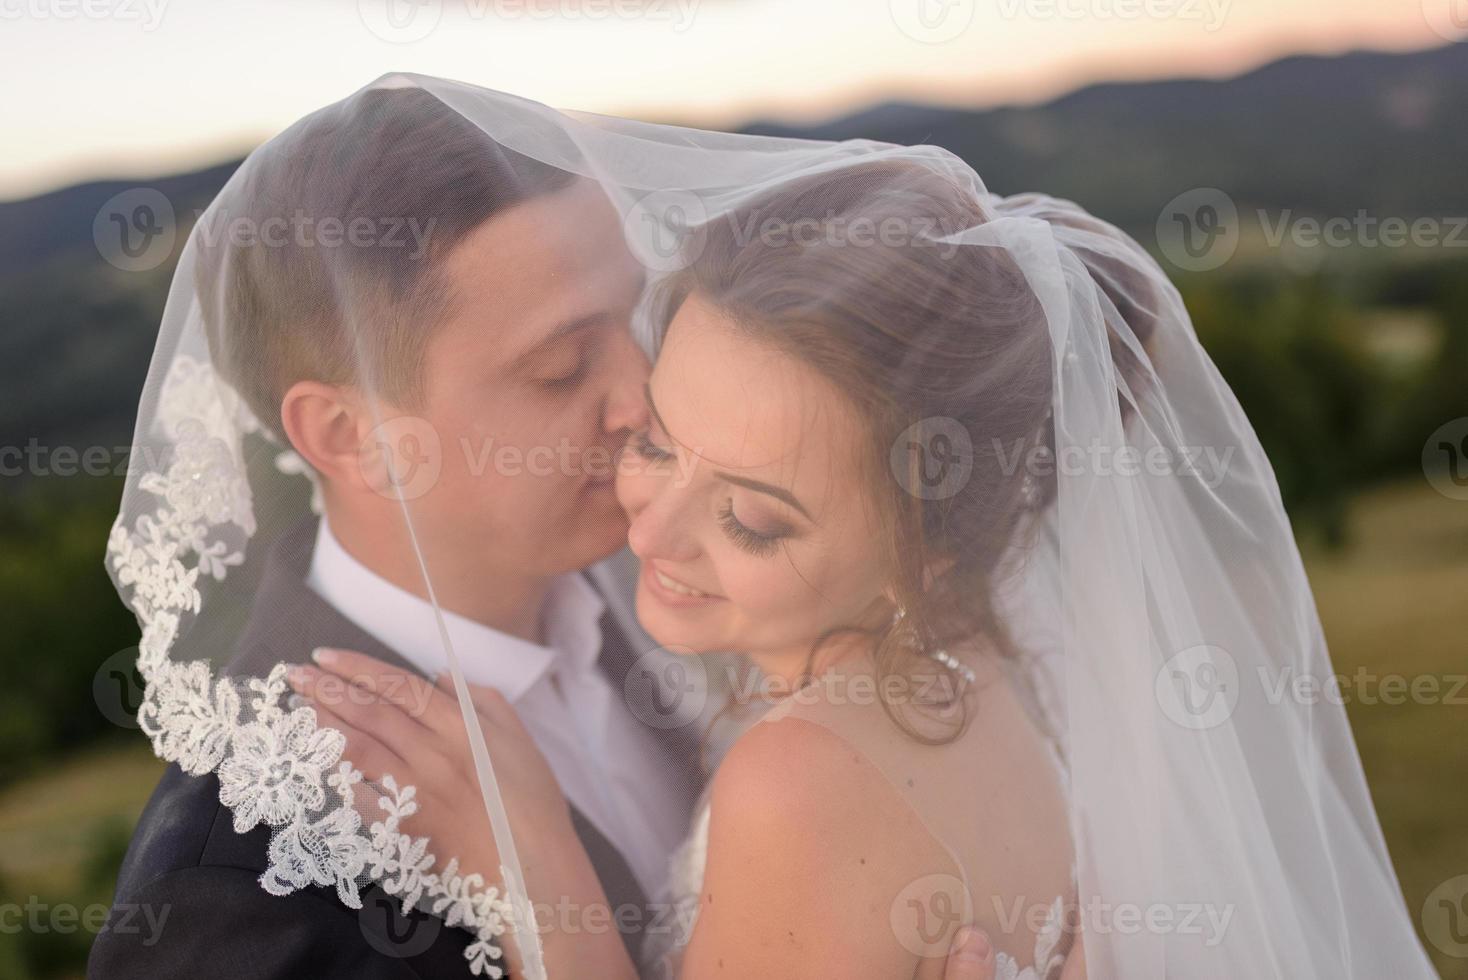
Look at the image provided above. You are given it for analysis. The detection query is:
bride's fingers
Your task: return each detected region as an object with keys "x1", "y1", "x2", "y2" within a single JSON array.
[
  {"x1": 433, "y1": 673, "x2": 522, "y2": 733},
  {"x1": 310, "y1": 647, "x2": 446, "y2": 723},
  {"x1": 295, "y1": 692, "x2": 409, "y2": 782},
  {"x1": 287, "y1": 664, "x2": 432, "y2": 762}
]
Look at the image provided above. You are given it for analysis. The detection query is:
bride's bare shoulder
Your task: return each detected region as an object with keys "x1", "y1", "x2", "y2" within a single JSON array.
[{"x1": 685, "y1": 714, "x2": 951, "y2": 975}]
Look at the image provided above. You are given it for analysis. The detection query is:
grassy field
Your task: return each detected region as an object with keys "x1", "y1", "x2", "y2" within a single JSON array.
[{"x1": 1, "y1": 477, "x2": 1464, "y2": 978}]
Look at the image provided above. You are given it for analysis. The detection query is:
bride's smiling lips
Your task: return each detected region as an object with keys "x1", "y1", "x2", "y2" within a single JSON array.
[{"x1": 641, "y1": 560, "x2": 725, "y2": 607}]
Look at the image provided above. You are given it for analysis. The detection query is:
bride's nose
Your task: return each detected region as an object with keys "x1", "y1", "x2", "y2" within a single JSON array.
[{"x1": 626, "y1": 485, "x2": 700, "y2": 563}]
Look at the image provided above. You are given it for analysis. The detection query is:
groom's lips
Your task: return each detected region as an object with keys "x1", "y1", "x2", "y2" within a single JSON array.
[{"x1": 641, "y1": 560, "x2": 724, "y2": 607}]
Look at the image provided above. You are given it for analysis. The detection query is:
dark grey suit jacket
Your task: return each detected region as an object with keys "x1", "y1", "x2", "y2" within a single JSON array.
[{"x1": 89, "y1": 520, "x2": 701, "y2": 979}]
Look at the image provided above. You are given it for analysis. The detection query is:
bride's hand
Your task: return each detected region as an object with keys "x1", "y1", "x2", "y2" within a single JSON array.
[{"x1": 284, "y1": 646, "x2": 575, "y2": 879}]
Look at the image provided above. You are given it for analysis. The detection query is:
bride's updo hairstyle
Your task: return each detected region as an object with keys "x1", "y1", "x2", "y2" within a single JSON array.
[{"x1": 650, "y1": 157, "x2": 1158, "y2": 740}]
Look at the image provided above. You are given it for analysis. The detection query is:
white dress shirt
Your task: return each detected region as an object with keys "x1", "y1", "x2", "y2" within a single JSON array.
[{"x1": 306, "y1": 518, "x2": 688, "y2": 898}]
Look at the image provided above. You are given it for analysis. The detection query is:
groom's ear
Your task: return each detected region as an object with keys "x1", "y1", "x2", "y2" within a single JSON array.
[{"x1": 279, "y1": 379, "x2": 372, "y2": 491}]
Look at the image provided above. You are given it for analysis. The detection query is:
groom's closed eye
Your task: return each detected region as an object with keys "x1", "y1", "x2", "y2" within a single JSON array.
[
  {"x1": 511, "y1": 311, "x2": 613, "y2": 387},
  {"x1": 532, "y1": 335, "x2": 601, "y2": 390}
]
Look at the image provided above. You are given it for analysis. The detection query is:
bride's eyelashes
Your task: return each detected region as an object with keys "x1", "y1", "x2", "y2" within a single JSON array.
[
  {"x1": 630, "y1": 429, "x2": 674, "y2": 463},
  {"x1": 717, "y1": 500, "x2": 786, "y2": 557},
  {"x1": 629, "y1": 427, "x2": 790, "y2": 556}
]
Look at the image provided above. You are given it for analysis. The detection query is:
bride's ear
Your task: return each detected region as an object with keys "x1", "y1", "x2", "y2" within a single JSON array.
[{"x1": 279, "y1": 380, "x2": 373, "y2": 491}]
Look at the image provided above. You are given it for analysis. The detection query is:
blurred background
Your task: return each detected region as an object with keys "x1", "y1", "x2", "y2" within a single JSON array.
[{"x1": 0, "y1": 1, "x2": 1465, "y2": 977}]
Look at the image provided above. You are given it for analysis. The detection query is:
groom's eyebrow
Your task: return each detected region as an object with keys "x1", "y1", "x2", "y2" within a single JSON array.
[
  {"x1": 508, "y1": 312, "x2": 610, "y2": 371},
  {"x1": 644, "y1": 384, "x2": 814, "y2": 522}
]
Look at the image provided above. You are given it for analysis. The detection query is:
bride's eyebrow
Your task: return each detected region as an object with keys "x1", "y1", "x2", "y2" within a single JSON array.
[
  {"x1": 644, "y1": 384, "x2": 814, "y2": 522},
  {"x1": 715, "y1": 472, "x2": 813, "y2": 522}
]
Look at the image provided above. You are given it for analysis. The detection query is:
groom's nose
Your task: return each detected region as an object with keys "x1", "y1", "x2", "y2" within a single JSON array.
[{"x1": 601, "y1": 326, "x2": 651, "y2": 436}]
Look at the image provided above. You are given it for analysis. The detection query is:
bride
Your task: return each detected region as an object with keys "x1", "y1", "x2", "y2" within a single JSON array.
[
  {"x1": 109, "y1": 74, "x2": 1436, "y2": 980},
  {"x1": 296, "y1": 159, "x2": 1082, "y2": 978}
]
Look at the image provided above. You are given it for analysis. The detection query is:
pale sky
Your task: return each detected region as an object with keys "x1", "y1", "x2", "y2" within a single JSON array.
[{"x1": 0, "y1": 0, "x2": 1450, "y2": 200}]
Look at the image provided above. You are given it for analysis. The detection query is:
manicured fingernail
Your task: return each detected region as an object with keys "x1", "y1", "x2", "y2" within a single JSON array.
[
  {"x1": 956, "y1": 926, "x2": 991, "y2": 963},
  {"x1": 311, "y1": 647, "x2": 335, "y2": 665},
  {"x1": 285, "y1": 664, "x2": 309, "y2": 686}
]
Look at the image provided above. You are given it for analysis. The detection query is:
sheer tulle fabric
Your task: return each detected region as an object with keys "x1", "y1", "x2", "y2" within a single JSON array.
[{"x1": 106, "y1": 73, "x2": 1435, "y2": 978}]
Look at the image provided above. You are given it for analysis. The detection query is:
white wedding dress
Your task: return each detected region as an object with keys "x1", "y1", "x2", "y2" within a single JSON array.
[{"x1": 643, "y1": 657, "x2": 1076, "y2": 980}]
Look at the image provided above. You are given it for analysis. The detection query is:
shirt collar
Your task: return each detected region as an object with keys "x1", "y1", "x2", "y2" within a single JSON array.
[{"x1": 305, "y1": 517, "x2": 606, "y2": 702}]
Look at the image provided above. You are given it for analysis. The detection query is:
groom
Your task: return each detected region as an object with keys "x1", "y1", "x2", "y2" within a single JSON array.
[{"x1": 88, "y1": 88, "x2": 1046, "y2": 980}]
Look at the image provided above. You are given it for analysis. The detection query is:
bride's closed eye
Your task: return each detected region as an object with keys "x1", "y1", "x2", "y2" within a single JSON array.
[
  {"x1": 629, "y1": 429, "x2": 674, "y2": 463},
  {"x1": 717, "y1": 500, "x2": 787, "y2": 557}
]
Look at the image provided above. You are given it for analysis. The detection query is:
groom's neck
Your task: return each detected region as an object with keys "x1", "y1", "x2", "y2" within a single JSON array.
[{"x1": 322, "y1": 506, "x2": 553, "y2": 645}]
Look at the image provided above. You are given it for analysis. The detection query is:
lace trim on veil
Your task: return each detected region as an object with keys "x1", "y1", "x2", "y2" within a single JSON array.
[{"x1": 108, "y1": 354, "x2": 512, "y2": 978}]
